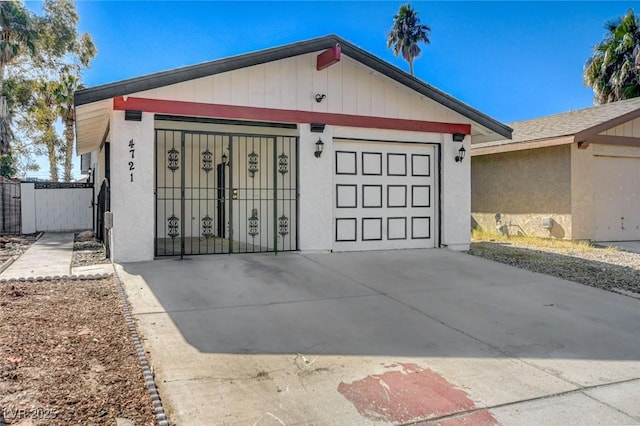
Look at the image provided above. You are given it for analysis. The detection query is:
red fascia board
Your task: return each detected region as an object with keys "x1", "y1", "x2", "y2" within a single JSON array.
[
  {"x1": 317, "y1": 45, "x2": 341, "y2": 70},
  {"x1": 113, "y1": 97, "x2": 472, "y2": 135}
]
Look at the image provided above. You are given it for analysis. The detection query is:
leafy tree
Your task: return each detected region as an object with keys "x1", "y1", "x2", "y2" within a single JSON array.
[
  {"x1": 387, "y1": 3, "x2": 431, "y2": 76},
  {"x1": 0, "y1": 150, "x2": 17, "y2": 177},
  {"x1": 584, "y1": 9, "x2": 640, "y2": 104},
  {"x1": 0, "y1": 0, "x2": 37, "y2": 154}
]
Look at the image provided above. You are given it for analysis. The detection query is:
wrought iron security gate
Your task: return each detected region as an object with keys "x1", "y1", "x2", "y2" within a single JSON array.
[{"x1": 155, "y1": 130, "x2": 297, "y2": 256}]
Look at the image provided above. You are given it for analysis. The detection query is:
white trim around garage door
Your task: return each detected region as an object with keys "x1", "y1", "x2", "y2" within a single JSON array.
[{"x1": 332, "y1": 138, "x2": 440, "y2": 251}]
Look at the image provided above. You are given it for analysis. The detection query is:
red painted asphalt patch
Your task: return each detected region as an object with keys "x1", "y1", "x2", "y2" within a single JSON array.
[{"x1": 337, "y1": 363, "x2": 496, "y2": 424}]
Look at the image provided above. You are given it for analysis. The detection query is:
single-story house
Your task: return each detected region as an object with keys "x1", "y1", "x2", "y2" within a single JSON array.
[
  {"x1": 471, "y1": 97, "x2": 640, "y2": 241},
  {"x1": 74, "y1": 35, "x2": 511, "y2": 262}
]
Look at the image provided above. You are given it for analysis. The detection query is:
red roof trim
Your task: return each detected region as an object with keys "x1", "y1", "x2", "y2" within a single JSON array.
[{"x1": 113, "y1": 97, "x2": 471, "y2": 135}]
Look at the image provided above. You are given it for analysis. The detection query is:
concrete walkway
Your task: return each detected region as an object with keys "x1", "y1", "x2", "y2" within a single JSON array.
[
  {"x1": 0, "y1": 232, "x2": 113, "y2": 279},
  {"x1": 1, "y1": 232, "x2": 75, "y2": 279}
]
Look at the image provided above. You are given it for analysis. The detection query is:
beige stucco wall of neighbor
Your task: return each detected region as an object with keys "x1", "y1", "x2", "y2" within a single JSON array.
[
  {"x1": 471, "y1": 144, "x2": 572, "y2": 238},
  {"x1": 110, "y1": 111, "x2": 155, "y2": 262}
]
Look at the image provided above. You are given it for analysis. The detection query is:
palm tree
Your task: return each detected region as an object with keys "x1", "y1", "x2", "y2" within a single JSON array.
[
  {"x1": 387, "y1": 3, "x2": 431, "y2": 76},
  {"x1": 56, "y1": 70, "x2": 83, "y2": 181},
  {"x1": 32, "y1": 79, "x2": 61, "y2": 181},
  {"x1": 584, "y1": 9, "x2": 640, "y2": 104},
  {"x1": 0, "y1": 0, "x2": 36, "y2": 154}
]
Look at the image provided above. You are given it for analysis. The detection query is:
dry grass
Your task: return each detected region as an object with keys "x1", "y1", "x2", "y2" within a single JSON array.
[{"x1": 470, "y1": 228, "x2": 612, "y2": 252}]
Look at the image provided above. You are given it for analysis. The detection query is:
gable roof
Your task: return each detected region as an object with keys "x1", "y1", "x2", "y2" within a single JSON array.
[
  {"x1": 75, "y1": 34, "x2": 511, "y2": 139},
  {"x1": 473, "y1": 97, "x2": 640, "y2": 152}
]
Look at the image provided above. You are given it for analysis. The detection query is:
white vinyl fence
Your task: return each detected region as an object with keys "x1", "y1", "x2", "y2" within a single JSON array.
[{"x1": 21, "y1": 182, "x2": 93, "y2": 233}]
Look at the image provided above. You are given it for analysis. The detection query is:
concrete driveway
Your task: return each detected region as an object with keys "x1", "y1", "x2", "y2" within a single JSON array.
[{"x1": 118, "y1": 249, "x2": 640, "y2": 425}]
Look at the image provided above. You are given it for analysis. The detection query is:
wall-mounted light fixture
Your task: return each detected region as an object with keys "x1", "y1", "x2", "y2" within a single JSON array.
[
  {"x1": 315, "y1": 138, "x2": 324, "y2": 158},
  {"x1": 221, "y1": 152, "x2": 228, "y2": 165},
  {"x1": 315, "y1": 94, "x2": 326, "y2": 103},
  {"x1": 455, "y1": 146, "x2": 466, "y2": 163},
  {"x1": 452, "y1": 133, "x2": 465, "y2": 142}
]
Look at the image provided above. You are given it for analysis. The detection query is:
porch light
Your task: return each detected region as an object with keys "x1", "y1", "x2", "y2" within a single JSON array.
[
  {"x1": 315, "y1": 138, "x2": 324, "y2": 158},
  {"x1": 455, "y1": 146, "x2": 466, "y2": 163},
  {"x1": 221, "y1": 152, "x2": 228, "y2": 165}
]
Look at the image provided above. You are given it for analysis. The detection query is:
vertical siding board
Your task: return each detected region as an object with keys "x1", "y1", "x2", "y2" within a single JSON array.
[
  {"x1": 296, "y1": 55, "x2": 313, "y2": 111},
  {"x1": 384, "y1": 80, "x2": 399, "y2": 118},
  {"x1": 264, "y1": 61, "x2": 282, "y2": 109},
  {"x1": 231, "y1": 68, "x2": 249, "y2": 105},
  {"x1": 281, "y1": 58, "x2": 297, "y2": 110},
  {"x1": 248, "y1": 64, "x2": 266, "y2": 108},
  {"x1": 370, "y1": 72, "x2": 386, "y2": 117},
  {"x1": 396, "y1": 89, "x2": 413, "y2": 120},
  {"x1": 355, "y1": 66, "x2": 372, "y2": 116},
  {"x1": 312, "y1": 65, "x2": 329, "y2": 113},
  {"x1": 341, "y1": 61, "x2": 358, "y2": 114},
  {"x1": 327, "y1": 61, "x2": 343, "y2": 113},
  {"x1": 212, "y1": 72, "x2": 232, "y2": 104}
]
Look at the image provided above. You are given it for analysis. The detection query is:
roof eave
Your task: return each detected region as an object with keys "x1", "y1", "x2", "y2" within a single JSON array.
[
  {"x1": 75, "y1": 34, "x2": 511, "y2": 139},
  {"x1": 471, "y1": 135, "x2": 575, "y2": 156}
]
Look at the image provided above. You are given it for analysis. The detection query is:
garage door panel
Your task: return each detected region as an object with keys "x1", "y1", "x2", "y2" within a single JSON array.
[
  {"x1": 333, "y1": 140, "x2": 437, "y2": 251},
  {"x1": 593, "y1": 156, "x2": 640, "y2": 241}
]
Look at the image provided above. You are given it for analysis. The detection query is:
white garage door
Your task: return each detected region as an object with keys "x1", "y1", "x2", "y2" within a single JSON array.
[
  {"x1": 333, "y1": 140, "x2": 437, "y2": 251},
  {"x1": 593, "y1": 155, "x2": 640, "y2": 241}
]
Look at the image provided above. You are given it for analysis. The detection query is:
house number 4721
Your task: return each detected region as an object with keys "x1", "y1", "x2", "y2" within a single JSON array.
[{"x1": 128, "y1": 139, "x2": 135, "y2": 182}]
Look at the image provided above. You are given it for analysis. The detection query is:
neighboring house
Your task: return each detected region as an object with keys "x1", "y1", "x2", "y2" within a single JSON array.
[
  {"x1": 472, "y1": 97, "x2": 640, "y2": 242},
  {"x1": 74, "y1": 35, "x2": 511, "y2": 262}
]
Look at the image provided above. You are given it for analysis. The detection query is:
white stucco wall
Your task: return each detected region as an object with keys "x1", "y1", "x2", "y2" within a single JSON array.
[
  {"x1": 441, "y1": 134, "x2": 470, "y2": 250},
  {"x1": 298, "y1": 123, "x2": 334, "y2": 251},
  {"x1": 110, "y1": 111, "x2": 155, "y2": 262}
]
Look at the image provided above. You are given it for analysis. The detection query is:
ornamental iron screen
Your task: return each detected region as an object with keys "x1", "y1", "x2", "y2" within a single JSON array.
[{"x1": 155, "y1": 129, "x2": 297, "y2": 256}]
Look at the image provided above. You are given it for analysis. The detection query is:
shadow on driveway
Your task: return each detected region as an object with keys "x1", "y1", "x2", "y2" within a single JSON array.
[{"x1": 121, "y1": 249, "x2": 640, "y2": 361}]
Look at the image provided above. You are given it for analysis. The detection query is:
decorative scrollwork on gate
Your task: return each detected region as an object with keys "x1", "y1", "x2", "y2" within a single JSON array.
[
  {"x1": 248, "y1": 151, "x2": 259, "y2": 178},
  {"x1": 167, "y1": 215, "x2": 180, "y2": 239},
  {"x1": 279, "y1": 215, "x2": 289, "y2": 236},
  {"x1": 167, "y1": 147, "x2": 179, "y2": 172},
  {"x1": 278, "y1": 152, "x2": 288, "y2": 175},
  {"x1": 201, "y1": 149, "x2": 213, "y2": 173},
  {"x1": 202, "y1": 215, "x2": 213, "y2": 238},
  {"x1": 248, "y1": 208, "x2": 259, "y2": 237}
]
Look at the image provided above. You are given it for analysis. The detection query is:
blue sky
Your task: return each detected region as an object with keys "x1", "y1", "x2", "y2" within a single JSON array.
[{"x1": 23, "y1": 1, "x2": 640, "y2": 178}]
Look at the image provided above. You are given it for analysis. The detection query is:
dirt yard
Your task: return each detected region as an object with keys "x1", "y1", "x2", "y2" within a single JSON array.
[{"x1": 0, "y1": 277, "x2": 155, "y2": 425}]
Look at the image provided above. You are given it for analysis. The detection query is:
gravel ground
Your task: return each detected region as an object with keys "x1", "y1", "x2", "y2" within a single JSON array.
[
  {"x1": 72, "y1": 233, "x2": 110, "y2": 267},
  {"x1": 0, "y1": 235, "x2": 38, "y2": 266},
  {"x1": 468, "y1": 240, "x2": 640, "y2": 295}
]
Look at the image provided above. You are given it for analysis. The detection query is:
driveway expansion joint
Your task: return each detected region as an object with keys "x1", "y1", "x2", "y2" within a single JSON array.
[{"x1": 400, "y1": 376, "x2": 640, "y2": 425}]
